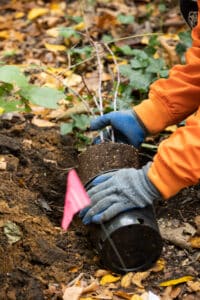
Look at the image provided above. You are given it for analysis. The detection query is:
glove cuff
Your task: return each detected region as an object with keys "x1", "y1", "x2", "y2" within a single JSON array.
[
  {"x1": 141, "y1": 162, "x2": 162, "y2": 200},
  {"x1": 132, "y1": 110, "x2": 149, "y2": 136}
]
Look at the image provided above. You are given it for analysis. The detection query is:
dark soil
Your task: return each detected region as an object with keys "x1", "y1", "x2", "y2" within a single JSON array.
[
  {"x1": 78, "y1": 142, "x2": 139, "y2": 185},
  {"x1": 0, "y1": 115, "x2": 200, "y2": 299}
]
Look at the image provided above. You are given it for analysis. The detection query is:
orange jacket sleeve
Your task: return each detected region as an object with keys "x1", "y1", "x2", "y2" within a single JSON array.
[
  {"x1": 134, "y1": 0, "x2": 200, "y2": 134},
  {"x1": 134, "y1": 0, "x2": 200, "y2": 198},
  {"x1": 148, "y1": 108, "x2": 200, "y2": 199}
]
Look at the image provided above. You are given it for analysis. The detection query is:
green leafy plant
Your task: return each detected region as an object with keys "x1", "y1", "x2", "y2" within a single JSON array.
[
  {"x1": 61, "y1": 114, "x2": 91, "y2": 135},
  {"x1": 176, "y1": 31, "x2": 192, "y2": 63},
  {"x1": 117, "y1": 14, "x2": 134, "y2": 24},
  {"x1": 118, "y1": 47, "x2": 169, "y2": 98},
  {"x1": 0, "y1": 65, "x2": 65, "y2": 113}
]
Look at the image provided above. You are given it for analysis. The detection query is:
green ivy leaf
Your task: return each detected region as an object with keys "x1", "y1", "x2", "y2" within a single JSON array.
[
  {"x1": 119, "y1": 64, "x2": 133, "y2": 79},
  {"x1": 102, "y1": 34, "x2": 113, "y2": 43},
  {"x1": 118, "y1": 45, "x2": 135, "y2": 56},
  {"x1": 69, "y1": 46, "x2": 92, "y2": 58},
  {"x1": 159, "y1": 69, "x2": 169, "y2": 78},
  {"x1": 0, "y1": 66, "x2": 28, "y2": 88},
  {"x1": 131, "y1": 49, "x2": 149, "y2": 60},
  {"x1": 72, "y1": 114, "x2": 90, "y2": 130},
  {"x1": 129, "y1": 71, "x2": 153, "y2": 92},
  {"x1": 146, "y1": 57, "x2": 165, "y2": 73},
  {"x1": 59, "y1": 27, "x2": 80, "y2": 39},
  {"x1": 20, "y1": 85, "x2": 65, "y2": 109},
  {"x1": 60, "y1": 123, "x2": 74, "y2": 135},
  {"x1": 117, "y1": 14, "x2": 134, "y2": 24},
  {"x1": 130, "y1": 58, "x2": 148, "y2": 69}
]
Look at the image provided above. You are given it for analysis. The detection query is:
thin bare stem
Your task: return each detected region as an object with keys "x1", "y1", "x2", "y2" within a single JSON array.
[
  {"x1": 104, "y1": 43, "x2": 120, "y2": 112},
  {"x1": 93, "y1": 42, "x2": 104, "y2": 116}
]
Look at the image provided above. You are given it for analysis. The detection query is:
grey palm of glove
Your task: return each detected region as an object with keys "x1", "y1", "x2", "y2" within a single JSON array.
[{"x1": 82, "y1": 162, "x2": 161, "y2": 224}]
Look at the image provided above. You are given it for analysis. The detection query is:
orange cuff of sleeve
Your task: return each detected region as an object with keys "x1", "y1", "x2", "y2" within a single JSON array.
[{"x1": 134, "y1": 98, "x2": 171, "y2": 135}]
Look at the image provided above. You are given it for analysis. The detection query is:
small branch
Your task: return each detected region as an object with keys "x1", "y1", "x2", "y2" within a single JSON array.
[
  {"x1": 103, "y1": 43, "x2": 120, "y2": 112},
  {"x1": 93, "y1": 41, "x2": 104, "y2": 116}
]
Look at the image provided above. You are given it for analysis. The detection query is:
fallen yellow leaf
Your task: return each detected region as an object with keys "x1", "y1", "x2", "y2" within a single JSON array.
[
  {"x1": 73, "y1": 22, "x2": 85, "y2": 31},
  {"x1": 189, "y1": 236, "x2": 200, "y2": 248},
  {"x1": 132, "y1": 271, "x2": 150, "y2": 288},
  {"x1": 100, "y1": 274, "x2": 121, "y2": 285},
  {"x1": 130, "y1": 295, "x2": 143, "y2": 300},
  {"x1": 151, "y1": 258, "x2": 166, "y2": 272},
  {"x1": 0, "y1": 107, "x2": 5, "y2": 114},
  {"x1": 160, "y1": 33, "x2": 180, "y2": 41},
  {"x1": 45, "y1": 43, "x2": 66, "y2": 52},
  {"x1": 141, "y1": 36, "x2": 149, "y2": 45},
  {"x1": 121, "y1": 272, "x2": 133, "y2": 288},
  {"x1": 28, "y1": 8, "x2": 49, "y2": 20},
  {"x1": 0, "y1": 31, "x2": 9, "y2": 39},
  {"x1": 159, "y1": 276, "x2": 194, "y2": 287},
  {"x1": 46, "y1": 27, "x2": 59, "y2": 38},
  {"x1": 14, "y1": 12, "x2": 25, "y2": 19}
]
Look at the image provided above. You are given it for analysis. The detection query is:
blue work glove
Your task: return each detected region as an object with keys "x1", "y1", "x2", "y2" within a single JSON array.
[
  {"x1": 90, "y1": 110, "x2": 147, "y2": 148},
  {"x1": 81, "y1": 162, "x2": 161, "y2": 224}
]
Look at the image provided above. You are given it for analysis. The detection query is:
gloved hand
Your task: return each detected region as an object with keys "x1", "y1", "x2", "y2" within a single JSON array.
[
  {"x1": 81, "y1": 162, "x2": 161, "y2": 224},
  {"x1": 90, "y1": 110, "x2": 147, "y2": 148}
]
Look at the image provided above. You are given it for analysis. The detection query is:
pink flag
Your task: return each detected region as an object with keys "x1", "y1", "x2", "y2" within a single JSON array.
[{"x1": 61, "y1": 169, "x2": 91, "y2": 231}]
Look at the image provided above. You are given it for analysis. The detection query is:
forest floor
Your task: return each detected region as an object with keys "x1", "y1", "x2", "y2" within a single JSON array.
[
  {"x1": 0, "y1": 116, "x2": 200, "y2": 299},
  {"x1": 0, "y1": 0, "x2": 200, "y2": 299}
]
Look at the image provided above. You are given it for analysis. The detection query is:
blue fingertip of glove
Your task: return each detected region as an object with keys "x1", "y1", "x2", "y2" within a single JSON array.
[{"x1": 90, "y1": 110, "x2": 147, "y2": 148}]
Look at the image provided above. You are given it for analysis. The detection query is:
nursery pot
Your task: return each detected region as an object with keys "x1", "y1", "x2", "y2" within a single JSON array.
[{"x1": 78, "y1": 143, "x2": 163, "y2": 273}]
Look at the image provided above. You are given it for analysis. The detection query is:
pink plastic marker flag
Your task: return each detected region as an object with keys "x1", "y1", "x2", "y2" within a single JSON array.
[{"x1": 61, "y1": 169, "x2": 91, "y2": 231}]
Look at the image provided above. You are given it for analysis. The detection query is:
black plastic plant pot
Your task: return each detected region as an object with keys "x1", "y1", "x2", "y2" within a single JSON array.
[
  {"x1": 89, "y1": 206, "x2": 163, "y2": 273},
  {"x1": 77, "y1": 142, "x2": 163, "y2": 273}
]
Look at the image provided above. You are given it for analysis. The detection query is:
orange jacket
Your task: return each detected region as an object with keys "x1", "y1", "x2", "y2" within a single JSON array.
[{"x1": 134, "y1": 0, "x2": 200, "y2": 199}]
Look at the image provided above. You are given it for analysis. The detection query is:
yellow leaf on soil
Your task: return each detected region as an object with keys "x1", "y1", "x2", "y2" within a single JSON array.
[
  {"x1": 73, "y1": 22, "x2": 85, "y2": 31},
  {"x1": 46, "y1": 27, "x2": 59, "y2": 38},
  {"x1": 189, "y1": 236, "x2": 200, "y2": 248},
  {"x1": 121, "y1": 272, "x2": 133, "y2": 288},
  {"x1": 45, "y1": 43, "x2": 66, "y2": 52},
  {"x1": 28, "y1": 8, "x2": 49, "y2": 20},
  {"x1": 159, "y1": 276, "x2": 194, "y2": 287},
  {"x1": 130, "y1": 295, "x2": 143, "y2": 300},
  {"x1": 0, "y1": 31, "x2": 9, "y2": 39},
  {"x1": 100, "y1": 274, "x2": 121, "y2": 285},
  {"x1": 14, "y1": 12, "x2": 24, "y2": 19},
  {"x1": 132, "y1": 271, "x2": 150, "y2": 288},
  {"x1": 50, "y1": 1, "x2": 66, "y2": 13},
  {"x1": 141, "y1": 36, "x2": 149, "y2": 45},
  {"x1": 151, "y1": 258, "x2": 166, "y2": 272},
  {"x1": 0, "y1": 107, "x2": 5, "y2": 114}
]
